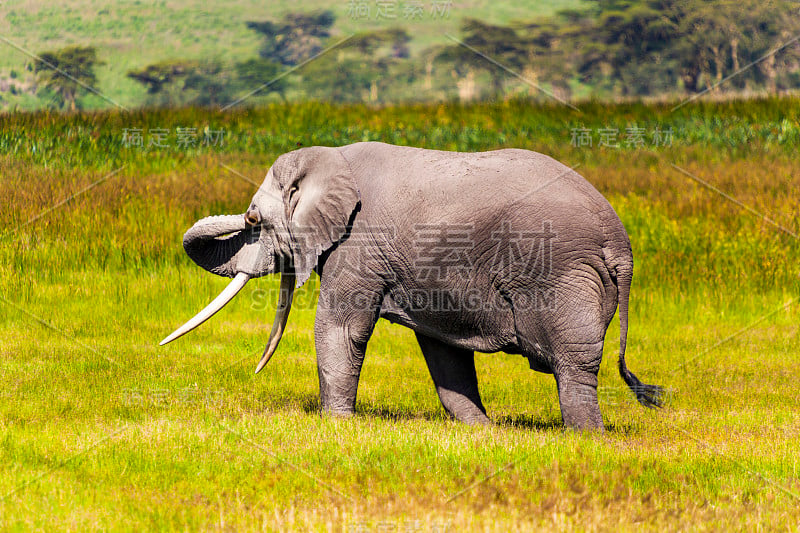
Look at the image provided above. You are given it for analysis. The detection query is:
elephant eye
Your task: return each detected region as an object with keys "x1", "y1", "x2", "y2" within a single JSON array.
[{"x1": 244, "y1": 209, "x2": 260, "y2": 227}]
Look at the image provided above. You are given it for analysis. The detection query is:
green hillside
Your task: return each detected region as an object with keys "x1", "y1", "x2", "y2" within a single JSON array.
[{"x1": 0, "y1": 0, "x2": 587, "y2": 110}]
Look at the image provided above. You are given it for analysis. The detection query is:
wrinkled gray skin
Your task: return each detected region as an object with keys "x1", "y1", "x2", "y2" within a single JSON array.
[{"x1": 166, "y1": 142, "x2": 662, "y2": 430}]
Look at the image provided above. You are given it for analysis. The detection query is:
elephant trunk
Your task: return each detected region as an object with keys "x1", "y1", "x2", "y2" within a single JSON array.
[
  {"x1": 182, "y1": 214, "x2": 269, "y2": 278},
  {"x1": 160, "y1": 214, "x2": 294, "y2": 372}
]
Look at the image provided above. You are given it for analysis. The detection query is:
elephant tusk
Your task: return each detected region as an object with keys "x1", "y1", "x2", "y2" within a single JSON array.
[
  {"x1": 159, "y1": 272, "x2": 251, "y2": 346},
  {"x1": 254, "y1": 272, "x2": 296, "y2": 374}
]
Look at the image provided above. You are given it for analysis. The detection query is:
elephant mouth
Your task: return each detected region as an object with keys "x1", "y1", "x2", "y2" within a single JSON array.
[{"x1": 159, "y1": 214, "x2": 296, "y2": 373}]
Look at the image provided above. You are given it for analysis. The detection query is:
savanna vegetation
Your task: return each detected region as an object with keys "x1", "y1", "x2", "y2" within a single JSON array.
[
  {"x1": 0, "y1": 98, "x2": 797, "y2": 530},
  {"x1": 5, "y1": 0, "x2": 800, "y2": 111},
  {"x1": 0, "y1": 0, "x2": 583, "y2": 111}
]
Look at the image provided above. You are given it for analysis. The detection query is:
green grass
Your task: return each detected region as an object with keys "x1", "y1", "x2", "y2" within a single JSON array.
[{"x1": 0, "y1": 99, "x2": 799, "y2": 530}]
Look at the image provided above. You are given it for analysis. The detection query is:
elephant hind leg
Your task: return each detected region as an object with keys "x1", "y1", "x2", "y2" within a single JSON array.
[
  {"x1": 415, "y1": 333, "x2": 490, "y2": 425},
  {"x1": 513, "y1": 291, "x2": 606, "y2": 431},
  {"x1": 554, "y1": 361, "x2": 604, "y2": 431}
]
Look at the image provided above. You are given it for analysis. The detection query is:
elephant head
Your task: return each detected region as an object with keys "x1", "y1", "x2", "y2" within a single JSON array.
[{"x1": 159, "y1": 146, "x2": 360, "y2": 372}]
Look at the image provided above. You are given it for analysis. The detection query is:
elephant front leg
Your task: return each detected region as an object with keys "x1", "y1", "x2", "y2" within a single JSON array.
[
  {"x1": 416, "y1": 333, "x2": 490, "y2": 425},
  {"x1": 314, "y1": 303, "x2": 377, "y2": 417}
]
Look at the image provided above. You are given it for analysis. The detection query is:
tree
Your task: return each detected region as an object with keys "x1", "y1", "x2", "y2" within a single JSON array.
[
  {"x1": 34, "y1": 45, "x2": 103, "y2": 110},
  {"x1": 128, "y1": 60, "x2": 207, "y2": 106},
  {"x1": 233, "y1": 58, "x2": 287, "y2": 100},
  {"x1": 128, "y1": 58, "x2": 285, "y2": 107},
  {"x1": 300, "y1": 28, "x2": 412, "y2": 103},
  {"x1": 435, "y1": 19, "x2": 529, "y2": 99},
  {"x1": 564, "y1": 1, "x2": 682, "y2": 95},
  {"x1": 179, "y1": 61, "x2": 237, "y2": 107},
  {"x1": 550, "y1": 0, "x2": 800, "y2": 97},
  {"x1": 246, "y1": 10, "x2": 335, "y2": 66},
  {"x1": 127, "y1": 60, "x2": 194, "y2": 95}
]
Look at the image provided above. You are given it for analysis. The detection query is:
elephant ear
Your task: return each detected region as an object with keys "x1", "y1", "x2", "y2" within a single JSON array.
[{"x1": 272, "y1": 146, "x2": 360, "y2": 287}]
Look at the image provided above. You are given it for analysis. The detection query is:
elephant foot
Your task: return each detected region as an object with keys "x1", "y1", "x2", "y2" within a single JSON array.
[
  {"x1": 415, "y1": 333, "x2": 491, "y2": 425},
  {"x1": 321, "y1": 404, "x2": 355, "y2": 418},
  {"x1": 555, "y1": 370, "x2": 605, "y2": 432},
  {"x1": 442, "y1": 395, "x2": 491, "y2": 425}
]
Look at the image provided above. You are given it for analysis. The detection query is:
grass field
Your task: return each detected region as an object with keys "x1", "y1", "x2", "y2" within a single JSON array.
[{"x1": 0, "y1": 98, "x2": 799, "y2": 530}]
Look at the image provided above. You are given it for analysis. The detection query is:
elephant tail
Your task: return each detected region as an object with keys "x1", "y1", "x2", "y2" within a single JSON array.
[{"x1": 616, "y1": 265, "x2": 664, "y2": 408}]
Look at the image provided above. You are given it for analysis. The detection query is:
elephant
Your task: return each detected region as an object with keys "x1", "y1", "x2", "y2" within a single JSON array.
[{"x1": 160, "y1": 141, "x2": 662, "y2": 430}]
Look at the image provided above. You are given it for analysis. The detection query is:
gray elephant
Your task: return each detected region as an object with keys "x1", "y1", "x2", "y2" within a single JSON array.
[{"x1": 160, "y1": 141, "x2": 662, "y2": 430}]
